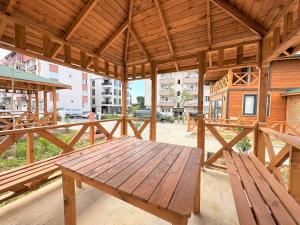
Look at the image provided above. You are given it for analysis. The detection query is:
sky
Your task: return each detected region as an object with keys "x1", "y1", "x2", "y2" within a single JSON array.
[{"x1": 130, "y1": 80, "x2": 145, "y2": 104}]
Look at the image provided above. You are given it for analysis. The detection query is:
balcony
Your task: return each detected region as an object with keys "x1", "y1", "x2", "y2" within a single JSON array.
[
  {"x1": 184, "y1": 101, "x2": 198, "y2": 107},
  {"x1": 102, "y1": 101, "x2": 112, "y2": 105},
  {"x1": 185, "y1": 90, "x2": 198, "y2": 96},
  {"x1": 102, "y1": 91, "x2": 112, "y2": 95},
  {"x1": 159, "y1": 90, "x2": 170, "y2": 96},
  {"x1": 159, "y1": 78, "x2": 174, "y2": 85},
  {"x1": 159, "y1": 101, "x2": 175, "y2": 107},
  {"x1": 183, "y1": 77, "x2": 198, "y2": 84}
]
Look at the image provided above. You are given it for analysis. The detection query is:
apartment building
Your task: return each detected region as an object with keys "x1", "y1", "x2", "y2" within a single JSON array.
[
  {"x1": 0, "y1": 52, "x2": 90, "y2": 113},
  {"x1": 90, "y1": 77, "x2": 132, "y2": 115},
  {"x1": 145, "y1": 71, "x2": 210, "y2": 114}
]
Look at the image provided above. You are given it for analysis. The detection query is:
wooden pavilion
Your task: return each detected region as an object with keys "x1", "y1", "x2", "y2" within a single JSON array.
[
  {"x1": 1, "y1": 0, "x2": 300, "y2": 225},
  {"x1": 0, "y1": 64, "x2": 70, "y2": 130}
]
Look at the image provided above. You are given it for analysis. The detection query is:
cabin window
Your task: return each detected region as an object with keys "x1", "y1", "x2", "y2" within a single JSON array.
[
  {"x1": 243, "y1": 94, "x2": 257, "y2": 115},
  {"x1": 243, "y1": 94, "x2": 270, "y2": 116},
  {"x1": 211, "y1": 99, "x2": 222, "y2": 119}
]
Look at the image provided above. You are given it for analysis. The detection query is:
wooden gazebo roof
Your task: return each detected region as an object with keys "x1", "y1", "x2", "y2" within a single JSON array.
[{"x1": 0, "y1": 0, "x2": 298, "y2": 81}]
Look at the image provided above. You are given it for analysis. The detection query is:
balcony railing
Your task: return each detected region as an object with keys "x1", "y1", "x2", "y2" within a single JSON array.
[
  {"x1": 101, "y1": 82, "x2": 112, "y2": 86},
  {"x1": 185, "y1": 90, "x2": 198, "y2": 96},
  {"x1": 102, "y1": 101, "x2": 112, "y2": 104},
  {"x1": 159, "y1": 78, "x2": 174, "y2": 85},
  {"x1": 102, "y1": 91, "x2": 112, "y2": 95},
  {"x1": 183, "y1": 77, "x2": 198, "y2": 84},
  {"x1": 184, "y1": 101, "x2": 198, "y2": 107},
  {"x1": 159, "y1": 90, "x2": 170, "y2": 96},
  {"x1": 210, "y1": 70, "x2": 259, "y2": 94},
  {"x1": 159, "y1": 101, "x2": 175, "y2": 107}
]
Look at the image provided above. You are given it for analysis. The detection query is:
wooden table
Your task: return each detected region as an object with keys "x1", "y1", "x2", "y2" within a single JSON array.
[{"x1": 56, "y1": 136, "x2": 202, "y2": 225}]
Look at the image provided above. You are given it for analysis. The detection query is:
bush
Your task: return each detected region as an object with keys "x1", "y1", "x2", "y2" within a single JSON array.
[
  {"x1": 101, "y1": 114, "x2": 122, "y2": 120},
  {"x1": 236, "y1": 137, "x2": 252, "y2": 153}
]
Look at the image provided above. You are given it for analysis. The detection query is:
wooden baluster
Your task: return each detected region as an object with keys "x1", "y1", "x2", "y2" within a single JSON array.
[
  {"x1": 89, "y1": 112, "x2": 95, "y2": 145},
  {"x1": 27, "y1": 132, "x2": 34, "y2": 164}
]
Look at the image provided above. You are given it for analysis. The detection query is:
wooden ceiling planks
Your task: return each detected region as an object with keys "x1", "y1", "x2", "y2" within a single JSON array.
[{"x1": 0, "y1": 0, "x2": 298, "y2": 81}]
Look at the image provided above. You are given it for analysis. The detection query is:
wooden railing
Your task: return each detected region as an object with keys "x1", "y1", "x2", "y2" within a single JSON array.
[
  {"x1": 0, "y1": 111, "x2": 55, "y2": 131},
  {"x1": 259, "y1": 127, "x2": 300, "y2": 201},
  {"x1": 209, "y1": 75, "x2": 228, "y2": 94},
  {"x1": 126, "y1": 117, "x2": 150, "y2": 140},
  {"x1": 0, "y1": 119, "x2": 122, "y2": 164},
  {"x1": 204, "y1": 122, "x2": 255, "y2": 169}
]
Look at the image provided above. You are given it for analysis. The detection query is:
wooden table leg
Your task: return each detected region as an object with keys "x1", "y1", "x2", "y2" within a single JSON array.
[
  {"x1": 62, "y1": 173, "x2": 76, "y2": 225},
  {"x1": 193, "y1": 166, "x2": 201, "y2": 214}
]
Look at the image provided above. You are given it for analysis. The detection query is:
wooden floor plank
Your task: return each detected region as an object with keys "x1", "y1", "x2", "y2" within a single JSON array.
[
  {"x1": 148, "y1": 146, "x2": 192, "y2": 209},
  {"x1": 95, "y1": 142, "x2": 164, "y2": 184},
  {"x1": 118, "y1": 144, "x2": 176, "y2": 193},
  {"x1": 79, "y1": 141, "x2": 157, "y2": 178},
  {"x1": 105, "y1": 143, "x2": 170, "y2": 188},
  {"x1": 250, "y1": 155, "x2": 300, "y2": 225},
  {"x1": 223, "y1": 150, "x2": 257, "y2": 225},
  {"x1": 133, "y1": 145, "x2": 183, "y2": 200},
  {"x1": 231, "y1": 151, "x2": 276, "y2": 225},
  {"x1": 168, "y1": 149, "x2": 201, "y2": 217},
  {"x1": 240, "y1": 153, "x2": 297, "y2": 225}
]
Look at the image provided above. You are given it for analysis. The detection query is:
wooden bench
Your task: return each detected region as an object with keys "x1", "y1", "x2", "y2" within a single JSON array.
[
  {"x1": 224, "y1": 150, "x2": 300, "y2": 225},
  {"x1": 0, "y1": 139, "x2": 122, "y2": 203}
]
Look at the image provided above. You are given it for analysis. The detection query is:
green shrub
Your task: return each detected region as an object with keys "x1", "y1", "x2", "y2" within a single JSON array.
[
  {"x1": 236, "y1": 137, "x2": 252, "y2": 153},
  {"x1": 101, "y1": 114, "x2": 121, "y2": 120}
]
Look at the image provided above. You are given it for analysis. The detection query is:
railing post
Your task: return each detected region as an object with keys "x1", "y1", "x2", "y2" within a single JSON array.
[
  {"x1": 253, "y1": 122, "x2": 259, "y2": 156},
  {"x1": 121, "y1": 66, "x2": 128, "y2": 136},
  {"x1": 89, "y1": 112, "x2": 95, "y2": 145},
  {"x1": 150, "y1": 61, "x2": 157, "y2": 141},
  {"x1": 288, "y1": 146, "x2": 300, "y2": 204},
  {"x1": 26, "y1": 131, "x2": 34, "y2": 164}
]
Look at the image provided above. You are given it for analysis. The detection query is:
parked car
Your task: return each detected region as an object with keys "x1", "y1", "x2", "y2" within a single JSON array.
[{"x1": 133, "y1": 110, "x2": 174, "y2": 123}]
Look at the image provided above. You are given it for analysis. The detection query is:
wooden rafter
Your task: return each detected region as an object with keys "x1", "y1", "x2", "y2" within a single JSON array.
[
  {"x1": 206, "y1": 0, "x2": 212, "y2": 48},
  {"x1": 124, "y1": 0, "x2": 133, "y2": 64},
  {"x1": 51, "y1": 0, "x2": 100, "y2": 58},
  {"x1": 4, "y1": 0, "x2": 16, "y2": 14},
  {"x1": 153, "y1": 0, "x2": 179, "y2": 71},
  {"x1": 210, "y1": 0, "x2": 266, "y2": 36},
  {"x1": 87, "y1": 19, "x2": 129, "y2": 67},
  {"x1": 130, "y1": 27, "x2": 151, "y2": 62}
]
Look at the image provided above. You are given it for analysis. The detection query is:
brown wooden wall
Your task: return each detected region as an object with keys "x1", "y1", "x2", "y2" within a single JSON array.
[
  {"x1": 271, "y1": 60, "x2": 300, "y2": 89},
  {"x1": 287, "y1": 95, "x2": 300, "y2": 122}
]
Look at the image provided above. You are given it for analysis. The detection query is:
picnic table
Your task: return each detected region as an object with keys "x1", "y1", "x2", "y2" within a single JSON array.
[{"x1": 56, "y1": 136, "x2": 202, "y2": 225}]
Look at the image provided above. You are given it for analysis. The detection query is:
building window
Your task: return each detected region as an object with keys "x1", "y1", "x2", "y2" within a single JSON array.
[
  {"x1": 177, "y1": 79, "x2": 181, "y2": 84},
  {"x1": 82, "y1": 79, "x2": 87, "y2": 85},
  {"x1": 92, "y1": 80, "x2": 95, "y2": 86},
  {"x1": 92, "y1": 98, "x2": 95, "y2": 104},
  {"x1": 82, "y1": 91, "x2": 88, "y2": 96},
  {"x1": 177, "y1": 91, "x2": 180, "y2": 96},
  {"x1": 205, "y1": 96, "x2": 210, "y2": 102},
  {"x1": 243, "y1": 94, "x2": 257, "y2": 116},
  {"x1": 243, "y1": 94, "x2": 270, "y2": 116},
  {"x1": 92, "y1": 89, "x2": 95, "y2": 95}
]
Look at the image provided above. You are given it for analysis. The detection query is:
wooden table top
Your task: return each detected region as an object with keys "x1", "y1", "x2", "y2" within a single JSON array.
[{"x1": 56, "y1": 136, "x2": 201, "y2": 218}]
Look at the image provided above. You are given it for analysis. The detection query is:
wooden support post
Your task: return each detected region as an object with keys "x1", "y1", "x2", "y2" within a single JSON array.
[
  {"x1": 197, "y1": 52, "x2": 206, "y2": 164},
  {"x1": 288, "y1": 146, "x2": 300, "y2": 204},
  {"x1": 187, "y1": 112, "x2": 191, "y2": 132},
  {"x1": 28, "y1": 91, "x2": 32, "y2": 112},
  {"x1": 150, "y1": 61, "x2": 157, "y2": 141},
  {"x1": 121, "y1": 66, "x2": 127, "y2": 136},
  {"x1": 26, "y1": 131, "x2": 34, "y2": 164},
  {"x1": 35, "y1": 91, "x2": 39, "y2": 116},
  {"x1": 52, "y1": 88, "x2": 57, "y2": 125},
  {"x1": 62, "y1": 172, "x2": 76, "y2": 225},
  {"x1": 89, "y1": 112, "x2": 95, "y2": 145},
  {"x1": 256, "y1": 66, "x2": 269, "y2": 163},
  {"x1": 43, "y1": 91, "x2": 48, "y2": 123}
]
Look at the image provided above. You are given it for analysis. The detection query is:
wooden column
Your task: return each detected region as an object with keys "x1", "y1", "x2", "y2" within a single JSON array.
[
  {"x1": 121, "y1": 66, "x2": 128, "y2": 136},
  {"x1": 43, "y1": 91, "x2": 48, "y2": 121},
  {"x1": 197, "y1": 52, "x2": 207, "y2": 164},
  {"x1": 256, "y1": 65, "x2": 269, "y2": 163},
  {"x1": 28, "y1": 91, "x2": 32, "y2": 112},
  {"x1": 35, "y1": 91, "x2": 39, "y2": 116},
  {"x1": 26, "y1": 132, "x2": 34, "y2": 164},
  {"x1": 52, "y1": 88, "x2": 57, "y2": 125},
  {"x1": 150, "y1": 62, "x2": 157, "y2": 141}
]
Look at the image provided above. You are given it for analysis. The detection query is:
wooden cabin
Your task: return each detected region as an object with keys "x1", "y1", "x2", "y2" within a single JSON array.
[{"x1": 2, "y1": 1, "x2": 300, "y2": 225}]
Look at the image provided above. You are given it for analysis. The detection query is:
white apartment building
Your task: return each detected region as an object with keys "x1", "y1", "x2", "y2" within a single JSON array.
[
  {"x1": 90, "y1": 77, "x2": 132, "y2": 115},
  {"x1": 145, "y1": 71, "x2": 210, "y2": 114}
]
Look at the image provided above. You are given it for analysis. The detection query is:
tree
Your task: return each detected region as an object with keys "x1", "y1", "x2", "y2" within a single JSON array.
[
  {"x1": 136, "y1": 96, "x2": 145, "y2": 109},
  {"x1": 167, "y1": 84, "x2": 192, "y2": 108}
]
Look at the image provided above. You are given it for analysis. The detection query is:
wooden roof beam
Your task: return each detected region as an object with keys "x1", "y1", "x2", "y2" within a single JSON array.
[
  {"x1": 51, "y1": 0, "x2": 100, "y2": 58},
  {"x1": 130, "y1": 27, "x2": 151, "y2": 62},
  {"x1": 210, "y1": 0, "x2": 266, "y2": 36},
  {"x1": 5, "y1": 0, "x2": 17, "y2": 14},
  {"x1": 87, "y1": 19, "x2": 129, "y2": 67},
  {"x1": 207, "y1": 0, "x2": 212, "y2": 49},
  {"x1": 153, "y1": 0, "x2": 179, "y2": 71},
  {"x1": 124, "y1": 0, "x2": 133, "y2": 64}
]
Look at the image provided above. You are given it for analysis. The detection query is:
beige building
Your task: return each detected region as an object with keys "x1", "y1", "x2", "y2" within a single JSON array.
[{"x1": 145, "y1": 71, "x2": 210, "y2": 114}]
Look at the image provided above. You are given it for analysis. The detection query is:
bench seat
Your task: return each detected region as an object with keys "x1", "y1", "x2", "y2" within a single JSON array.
[
  {"x1": 0, "y1": 141, "x2": 110, "y2": 203},
  {"x1": 224, "y1": 150, "x2": 300, "y2": 225}
]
